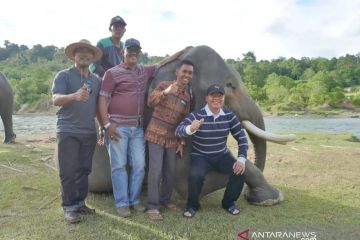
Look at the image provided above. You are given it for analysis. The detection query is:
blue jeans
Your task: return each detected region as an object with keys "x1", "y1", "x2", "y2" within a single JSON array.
[{"x1": 105, "y1": 127, "x2": 145, "y2": 208}]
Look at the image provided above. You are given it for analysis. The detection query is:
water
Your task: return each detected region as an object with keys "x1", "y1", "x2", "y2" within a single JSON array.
[
  {"x1": 264, "y1": 116, "x2": 360, "y2": 138},
  {"x1": 0, "y1": 114, "x2": 56, "y2": 135},
  {"x1": 0, "y1": 114, "x2": 359, "y2": 138}
]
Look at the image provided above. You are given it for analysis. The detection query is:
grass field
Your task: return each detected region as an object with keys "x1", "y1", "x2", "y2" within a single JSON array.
[{"x1": 0, "y1": 132, "x2": 359, "y2": 240}]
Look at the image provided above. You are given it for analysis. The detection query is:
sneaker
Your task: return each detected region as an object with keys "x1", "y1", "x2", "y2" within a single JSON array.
[
  {"x1": 183, "y1": 207, "x2": 196, "y2": 218},
  {"x1": 64, "y1": 211, "x2": 81, "y2": 224},
  {"x1": 116, "y1": 206, "x2": 131, "y2": 218},
  {"x1": 146, "y1": 209, "x2": 163, "y2": 220},
  {"x1": 131, "y1": 204, "x2": 146, "y2": 212},
  {"x1": 77, "y1": 205, "x2": 95, "y2": 215}
]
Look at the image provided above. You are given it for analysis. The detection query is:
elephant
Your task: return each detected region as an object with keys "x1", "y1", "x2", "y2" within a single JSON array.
[
  {"x1": 86, "y1": 46, "x2": 296, "y2": 205},
  {"x1": 0, "y1": 72, "x2": 16, "y2": 144}
]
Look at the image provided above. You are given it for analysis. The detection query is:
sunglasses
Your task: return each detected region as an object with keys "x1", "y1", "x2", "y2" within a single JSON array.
[{"x1": 126, "y1": 48, "x2": 141, "y2": 55}]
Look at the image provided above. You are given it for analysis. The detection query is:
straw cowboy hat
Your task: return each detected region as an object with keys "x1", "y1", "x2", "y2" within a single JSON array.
[{"x1": 65, "y1": 39, "x2": 102, "y2": 62}]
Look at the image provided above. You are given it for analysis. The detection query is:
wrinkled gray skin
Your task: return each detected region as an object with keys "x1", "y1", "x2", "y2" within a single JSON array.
[
  {"x1": 0, "y1": 72, "x2": 16, "y2": 144},
  {"x1": 88, "y1": 46, "x2": 282, "y2": 205}
]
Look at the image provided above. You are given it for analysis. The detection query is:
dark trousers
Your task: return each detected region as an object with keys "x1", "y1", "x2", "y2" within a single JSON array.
[
  {"x1": 57, "y1": 132, "x2": 96, "y2": 211},
  {"x1": 147, "y1": 142, "x2": 176, "y2": 210},
  {"x1": 187, "y1": 151, "x2": 246, "y2": 210}
]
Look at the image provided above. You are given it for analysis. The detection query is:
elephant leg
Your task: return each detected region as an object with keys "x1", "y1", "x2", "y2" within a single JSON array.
[
  {"x1": 1, "y1": 112, "x2": 16, "y2": 144},
  {"x1": 243, "y1": 160, "x2": 284, "y2": 206}
]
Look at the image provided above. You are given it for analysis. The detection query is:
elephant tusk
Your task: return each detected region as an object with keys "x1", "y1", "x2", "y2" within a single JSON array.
[{"x1": 241, "y1": 120, "x2": 296, "y2": 144}]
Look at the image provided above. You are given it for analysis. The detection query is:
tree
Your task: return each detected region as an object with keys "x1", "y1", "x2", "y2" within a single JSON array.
[
  {"x1": 288, "y1": 81, "x2": 311, "y2": 109},
  {"x1": 300, "y1": 68, "x2": 315, "y2": 80},
  {"x1": 30, "y1": 44, "x2": 57, "y2": 62},
  {"x1": 244, "y1": 82, "x2": 266, "y2": 102},
  {"x1": 242, "y1": 51, "x2": 256, "y2": 63},
  {"x1": 307, "y1": 71, "x2": 335, "y2": 105},
  {"x1": 335, "y1": 54, "x2": 360, "y2": 86},
  {"x1": 243, "y1": 64, "x2": 266, "y2": 87},
  {"x1": 328, "y1": 87, "x2": 345, "y2": 107},
  {"x1": 263, "y1": 73, "x2": 294, "y2": 104}
]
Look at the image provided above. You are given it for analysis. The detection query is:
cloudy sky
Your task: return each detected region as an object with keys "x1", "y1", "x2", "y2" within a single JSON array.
[{"x1": 1, "y1": 0, "x2": 360, "y2": 60}]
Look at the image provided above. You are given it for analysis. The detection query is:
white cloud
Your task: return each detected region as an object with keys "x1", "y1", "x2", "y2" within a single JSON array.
[{"x1": 0, "y1": 0, "x2": 359, "y2": 60}]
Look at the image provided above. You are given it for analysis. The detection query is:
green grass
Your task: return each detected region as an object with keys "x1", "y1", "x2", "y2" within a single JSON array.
[{"x1": 0, "y1": 132, "x2": 359, "y2": 240}]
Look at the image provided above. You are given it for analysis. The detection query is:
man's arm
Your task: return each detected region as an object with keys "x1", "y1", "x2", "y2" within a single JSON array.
[
  {"x1": 52, "y1": 71, "x2": 90, "y2": 106},
  {"x1": 175, "y1": 112, "x2": 204, "y2": 138},
  {"x1": 147, "y1": 82, "x2": 168, "y2": 107},
  {"x1": 53, "y1": 93, "x2": 75, "y2": 106},
  {"x1": 98, "y1": 94, "x2": 121, "y2": 141},
  {"x1": 229, "y1": 113, "x2": 248, "y2": 162},
  {"x1": 228, "y1": 112, "x2": 248, "y2": 175},
  {"x1": 53, "y1": 86, "x2": 90, "y2": 106},
  {"x1": 98, "y1": 95, "x2": 110, "y2": 127}
]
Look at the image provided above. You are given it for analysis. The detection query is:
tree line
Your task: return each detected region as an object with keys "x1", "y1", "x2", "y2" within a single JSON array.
[
  {"x1": 0, "y1": 41, "x2": 359, "y2": 112},
  {"x1": 226, "y1": 51, "x2": 360, "y2": 112}
]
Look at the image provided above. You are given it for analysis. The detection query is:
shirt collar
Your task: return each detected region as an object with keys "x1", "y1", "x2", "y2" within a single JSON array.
[
  {"x1": 120, "y1": 62, "x2": 138, "y2": 70},
  {"x1": 204, "y1": 104, "x2": 225, "y2": 117}
]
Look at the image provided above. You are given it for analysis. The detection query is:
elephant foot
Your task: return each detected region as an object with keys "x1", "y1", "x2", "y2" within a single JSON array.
[
  {"x1": 4, "y1": 133, "x2": 16, "y2": 144},
  {"x1": 243, "y1": 185, "x2": 284, "y2": 206}
]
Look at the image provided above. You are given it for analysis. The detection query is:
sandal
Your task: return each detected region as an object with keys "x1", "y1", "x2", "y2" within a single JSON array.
[
  {"x1": 183, "y1": 207, "x2": 196, "y2": 218},
  {"x1": 163, "y1": 203, "x2": 177, "y2": 211},
  {"x1": 146, "y1": 209, "x2": 163, "y2": 220},
  {"x1": 226, "y1": 205, "x2": 240, "y2": 215}
]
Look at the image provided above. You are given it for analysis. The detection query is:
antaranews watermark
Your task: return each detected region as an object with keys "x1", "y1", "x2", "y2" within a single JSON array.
[{"x1": 237, "y1": 229, "x2": 317, "y2": 240}]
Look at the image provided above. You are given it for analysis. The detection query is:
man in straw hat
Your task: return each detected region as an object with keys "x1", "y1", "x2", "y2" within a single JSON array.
[{"x1": 52, "y1": 39, "x2": 102, "y2": 224}]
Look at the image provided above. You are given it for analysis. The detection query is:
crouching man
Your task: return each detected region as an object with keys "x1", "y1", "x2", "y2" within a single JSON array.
[{"x1": 175, "y1": 84, "x2": 248, "y2": 218}]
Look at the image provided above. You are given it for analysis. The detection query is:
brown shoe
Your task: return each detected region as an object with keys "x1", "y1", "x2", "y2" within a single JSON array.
[
  {"x1": 131, "y1": 204, "x2": 145, "y2": 212},
  {"x1": 64, "y1": 211, "x2": 81, "y2": 224},
  {"x1": 146, "y1": 209, "x2": 163, "y2": 220},
  {"x1": 116, "y1": 206, "x2": 131, "y2": 218},
  {"x1": 77, "y1": 205, "x2": 95, "y2": 215}
]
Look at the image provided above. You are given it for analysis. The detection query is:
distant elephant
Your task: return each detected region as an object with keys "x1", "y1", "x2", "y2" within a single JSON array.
[
  {"x1": 0, "y1": 72, "x2": 16, "y2": 144},
  {"x1": 87, "y1": 46, "x2": 296, "y2": 206}
]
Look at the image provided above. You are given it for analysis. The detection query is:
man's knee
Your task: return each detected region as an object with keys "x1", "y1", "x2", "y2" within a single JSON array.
[
  {"x1": 131, "y1": 158, "x2": 145, "y2": 171},
  {"x1": 188, "y1": 174, "x2": 205, "y2": 184},
  {"x1": 232, "y1": 172, "x2": 246, "y2": 183},
  {"x1": 110, "y1": 158, "x2": 127, "y2": 171}
]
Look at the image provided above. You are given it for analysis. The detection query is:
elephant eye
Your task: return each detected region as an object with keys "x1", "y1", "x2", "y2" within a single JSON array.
[{"x1": 226, "y1": 82, "x2": 236, "y2": 89}]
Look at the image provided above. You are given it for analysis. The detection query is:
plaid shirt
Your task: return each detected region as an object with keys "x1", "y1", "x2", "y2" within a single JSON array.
[{"x1": 145, "y1": 81, "x2": 191, "y2": 148}]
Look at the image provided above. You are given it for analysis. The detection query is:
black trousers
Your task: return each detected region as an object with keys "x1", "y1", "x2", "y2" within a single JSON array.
[
  {"x1": 187, "y1": 151, "x2": 246, "y2": 210},
  {"x1": 57, "y1": 132, "x2": 97, "y2": 209}
]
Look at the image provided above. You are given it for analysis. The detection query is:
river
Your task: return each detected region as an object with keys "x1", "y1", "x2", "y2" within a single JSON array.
[{"x1": 0, "y1": 114, "x2": 359, "y2": 138}]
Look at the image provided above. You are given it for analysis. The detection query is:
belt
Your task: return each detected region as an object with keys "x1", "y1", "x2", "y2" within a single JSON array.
[{"x1": 110, "y1": 116, "x2": 143, "y2": 127}]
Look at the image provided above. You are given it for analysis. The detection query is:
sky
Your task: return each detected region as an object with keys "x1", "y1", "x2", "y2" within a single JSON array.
[{"x1": 1, "y1": 0, "x2": 360, "y2": 60}]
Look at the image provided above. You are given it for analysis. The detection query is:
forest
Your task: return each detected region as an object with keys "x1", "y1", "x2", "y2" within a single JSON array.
[{"x1": 0, "y1": 40, "x2": 359, "y2": 113}]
